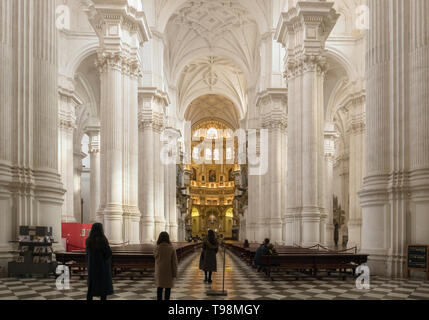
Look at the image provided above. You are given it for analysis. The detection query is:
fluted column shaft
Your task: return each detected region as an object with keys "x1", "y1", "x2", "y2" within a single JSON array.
[
  {"x1": 138, "y1": 89, "x2": 168, "y2": 243},
  {"x1": 58, "y1": 92, "x2": 77, "y2": 222},
  {"x1": 276, "y1": 1, "x2": 339, "y2": 247},
  {"x1": 87, "y1": 129, "x2": 100, "y2": 224},
  {"x1": 5, "y1": 0, "x2": 64, "y2": 248},
  {"x1": 324, "y1": 124, "x2": 337, "y2": 247},
  {"x1": 73, "y1": 151, "x2": 84, "y2": 222},
  {"x1": 139, "y1": 119, "x2": 155, "y2": 243},
  {"x1": 97, "y1": 59, "x2": 124, "y2": 244},
  {"x1": 409, "y1": 0, "x2": 429, "y2": 244},
  {"x1": 348, "y1": 99, "x2": 365, "y2": 249},
  {"x1": 122, "y1": 70, "x2": 141, "y2": 244},
  {"x1": 164, "y1": 129, "x2": 180, "y2": 242},
  {"x1": 0, "y1": 0, "x2": 14, "y2": 255},
  {"x1": 284, "y1": 73, "x2": 298, "y2": 245},
  {"x1": 87, "y1": 2, "x2": 150, "y2": 244},
  {"x1": 360, "y1": 0, "x2": 411, "y2": 276},
  {"x1": 258, "y1": 90, "x2": 287, "y2": 243},
  {"x1": 154, "y1": 126, "x2": 166, "y2": 238},
  {"x1": 30, "y1": 0, "x2": 64, "y2": 244}
]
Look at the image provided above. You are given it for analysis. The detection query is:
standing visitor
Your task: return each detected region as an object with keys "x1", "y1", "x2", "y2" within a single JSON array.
[
  {"x1": 154, "y1": 232, "x2": 178, "y2": 300},
  {"x1": 199, "y1": 229, "x2": 219, "y2": 283},
  {"x1": 86, "y1": 223, "x2": 114, "y2": 301}
]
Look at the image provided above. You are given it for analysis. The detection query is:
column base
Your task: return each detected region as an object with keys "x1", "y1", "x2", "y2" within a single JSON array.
[
  {"x1": 325, "y1": 223, "x2": 335, "y2": 248},
  {"x1": 363, "y1": 250, "x2": 406, "y2": 278},
  {"x1": 301, "y1": 208, "x2": 322, "y2": 247},
  {"x1": 254, "y1": 222, "x2": 267, "y2": 244},
  {"x1": 269, "y1": 218, "x2": 283, "y2": 243},
  {"x1": 62, "y1": 215, "x2": 77, "y2": 223},
  {"x1": 141, "y1": 216, "x2": 155, "y2": 243},
  {"x1": 0, "y1": 244, "x2": 13, "y2": 276},
  {"x1": 169, "y1": 223, "x2": 178, "y2": 242},
  {"x1": 246, "y1": 224, "x2": 256, "y2": 242},
  {"x1": 348, "y1": 219, "x2": 362, "y2": 250},
  {"x1": 103, "y1": 204, "x2": 125, "y2": 245},
  {"x1": 154, "y1": 219, "x2": 166, "y2": 240}
]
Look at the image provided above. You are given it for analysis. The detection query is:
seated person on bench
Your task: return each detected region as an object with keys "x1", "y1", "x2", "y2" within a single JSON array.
[{"x1": 254, "y1": 238, "x2": 271, "y2": 272}]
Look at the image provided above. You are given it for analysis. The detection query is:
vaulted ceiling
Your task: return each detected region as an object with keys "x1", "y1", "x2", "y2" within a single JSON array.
[
  {"x1": 164, "y1": 0, "x2": 263, "y2": 120},
  {"x1": 185, "y1": 94, "x2": 240, "y2": 129}
]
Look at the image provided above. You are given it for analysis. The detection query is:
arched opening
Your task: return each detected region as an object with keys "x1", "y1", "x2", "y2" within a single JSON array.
[{"x1": 184, "y1": 114, "x2": 247, "y2": 241}]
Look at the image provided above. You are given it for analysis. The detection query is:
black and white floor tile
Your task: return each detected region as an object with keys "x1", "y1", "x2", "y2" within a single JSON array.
[{"x1": 0, "y1": 250, "x2": 428, "y2": 300}]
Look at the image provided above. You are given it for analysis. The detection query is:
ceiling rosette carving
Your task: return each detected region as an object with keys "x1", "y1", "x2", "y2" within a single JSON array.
[{"x1": 172, "y1": 0, "x2": 255, "y2": 46}]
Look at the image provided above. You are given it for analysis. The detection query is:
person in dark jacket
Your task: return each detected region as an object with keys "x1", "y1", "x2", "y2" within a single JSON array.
[
  {"x1": 85, "y1": 223, "x2": 113, "y2": 301},
  {"x1": 154, "y1": 232, "x2": 178, "y2": 301},
  {"x1": 254, "y1": 238, "x2": 270, "y2": 272},
  {"x1": 243, "y1": 239, "x2": 250, "y2": 248},
  {"x1": 199, "y1": 229, "x2": 218, "y2": 283}
]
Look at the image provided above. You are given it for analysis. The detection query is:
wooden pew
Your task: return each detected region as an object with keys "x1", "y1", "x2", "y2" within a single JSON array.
[
  {"x1": 260, "y1": 252, "x2": 368, "y2": 281},
  {"x1": 54, "y1": 242, "x2": 201, "y2": 280},
  {"x1": 225, "y1": 241, "x2": 368, "y2": 281}
]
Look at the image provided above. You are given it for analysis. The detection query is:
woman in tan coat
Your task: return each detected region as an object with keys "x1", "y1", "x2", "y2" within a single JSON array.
[{"x1": 154, "y1": 232, "x2": 178, "y2": 300}]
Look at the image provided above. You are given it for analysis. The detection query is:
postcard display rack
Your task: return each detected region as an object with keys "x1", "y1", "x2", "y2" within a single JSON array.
[{"x1": 8, "y1": 226, "x2": 57, "y2": 277}]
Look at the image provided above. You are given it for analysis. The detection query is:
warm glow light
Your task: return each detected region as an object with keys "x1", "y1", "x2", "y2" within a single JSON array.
[
  {"x1": 191, "y1": 207, "x2": 199, "y2": 217},
  {"x1": 207, "y1": 127, "x2": 218, "y2": 139},
  {"x1": 213, "y1": 149, "x2": 220, "y2": 161},
  {"x1": 226, "y1": 147, "x2": 233, "y2": 160},
  {"x1": 192, "y1": 147, "x2": 199, "y2": 159},
  {"x1": 225, "y1": 208, "x2": 233, "y2": 217},
  {"x1": 205, "y1": 148, "x2": 212, "y2": 161}
]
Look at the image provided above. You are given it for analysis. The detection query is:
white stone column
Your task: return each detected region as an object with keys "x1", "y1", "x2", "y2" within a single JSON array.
[
  {"x1": 86, "y1": 126, "x2": 100, "y2": 224},
  {"x1": 360, "y1": 0, "x2": 407, "y2": 276},
  {"x1": 31, "y1": 0, "x2": 65, "y2": 246},
  {"x1": 73, "y1": 151, "x2": 85, "y2": 223},
  {"x1": 86, "y1": 1, "x2": 150, "y2": 244},
  {"x1": 58, "y1": 86, "x2": 79, "y2": 223},
  {"x1": 409, "y1": 0, "x2": 429, "y2": 245},
  {"x1": 248, "y1": 146, "x2": 263, "y2": 243},
  {"x1": 276, "y1": 1, "x2": 339, "y2": 246},
  {"x1": 138, "y1": 89, "x2": 168, "y2": 243},
  {"x1": 154, "y1": 124, "x2": 166, "y2": 238},
  {"x1": 164, "y1": 128, "x2": 180, "y2": 241},
  {"x1": 258, "y1": 89, "x2": 287, "y2": 243},
  {"x1": 122, "y1": 63, "x2": 141, "y2": 245},
  {"x1": 324, "y1": 123, "x2": 337, "y2": 247},
  {"x1": 347, "y1": 97, "x2": 366, "y2": 249},
  {"x1": 0, "y1": 0, "x2": 14, "y2": 264}
]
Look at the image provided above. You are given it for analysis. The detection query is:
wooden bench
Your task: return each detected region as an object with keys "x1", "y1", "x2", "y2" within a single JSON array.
[
  {"x1": 260, "y1": 253, "x2": 368, "y2": 281},
  {"x1": 55, "y1": 242, "x2": 202, "y2": 280},
  {"x1": 225, "y1": 241, "x2": 368, "y2": 281}
]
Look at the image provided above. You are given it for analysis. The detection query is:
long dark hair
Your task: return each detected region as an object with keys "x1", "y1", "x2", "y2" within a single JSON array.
[
  {"x1": 86, "y1": 223, "x2": 108, "y2": 250},
  {"x1": 157, "y1": 231, "x2": 171, "y2": 245},
  {"x1": 207, "y1": 229, "x2": 217, "y2": 246}
]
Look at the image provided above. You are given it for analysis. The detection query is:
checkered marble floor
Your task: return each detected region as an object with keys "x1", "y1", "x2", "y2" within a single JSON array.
[{"x1": 0, "y1": 249, "x2": 428, "y2": 300}]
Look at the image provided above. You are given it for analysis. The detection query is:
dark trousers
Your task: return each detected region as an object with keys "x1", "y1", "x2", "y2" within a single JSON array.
[
  {"x1": 157, "y1": 287, "x2": 171, "y2": 301},
  {"x1": 87, "y1": 292, "x2": 106, "y2": 301},
  {"x1": 204, "y1": 271, "x2": 212, "y2": 280}
]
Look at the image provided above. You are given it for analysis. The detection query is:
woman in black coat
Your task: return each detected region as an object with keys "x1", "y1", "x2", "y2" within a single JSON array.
[
  {"x1": 85, "y1": 223, "x2": 114, "y2": 301},
  {"x1": 199, "y1": 229, "x2": 219, "y2": 283}
]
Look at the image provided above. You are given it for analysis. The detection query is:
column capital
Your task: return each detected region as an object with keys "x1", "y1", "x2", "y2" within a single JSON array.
[
  {"x1": 85, "y1": 0, "x2": 151, "y2": 48},
  {"x1": 138, "y1": 88, "x2": 170, "y2": 132},
  {"x1": 324, "y1": 122, "x2": 338, "y2": 160},
  {"x1": 85, "y1": 0, "x2": 151, "y2": 76},
  {"x1": 275, "y1": 1, "x2": 339, "y2": 79},
  {"x1": 275, "y1": 1, "x2": 339, "y2": 50},
  {"x1": 346, "y1": 92, "x2": 366, "y2": 134},
  {"x1": 86, "y1": 125, "x2": 101, "y2": 154},
  {"x1": 58, "y1": 85, "x2": 80, "y2": 131},
  {"x1": 256, "y1": 89, "x2": 288, "y2": 131}
]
